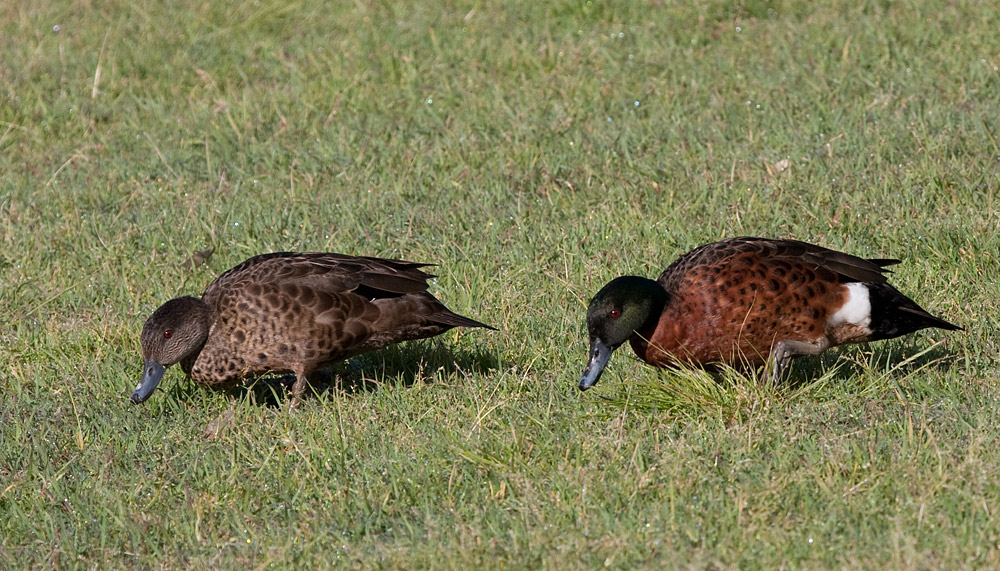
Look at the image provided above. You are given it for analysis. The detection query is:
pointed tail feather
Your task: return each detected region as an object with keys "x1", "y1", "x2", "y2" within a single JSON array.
[
  {"x1": 867, "y1": 282, "x2": 962, "y2": 341},
  {"x1": 431, "y1": 311, "x2": 496, "y2": 331},
  {"x1": 897, "y1": 306, "x2": 963, "y2": 332}
]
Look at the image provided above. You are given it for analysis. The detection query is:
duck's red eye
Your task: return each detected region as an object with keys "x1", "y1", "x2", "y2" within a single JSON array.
[
  {"x1": 163, "y1": 329, "x2": 173, "y2": 339},
  {"x1": 610, "y1": 308, "x2": 621, "y2": 319}
]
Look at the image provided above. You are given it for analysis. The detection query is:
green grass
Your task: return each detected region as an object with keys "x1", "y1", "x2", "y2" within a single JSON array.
[{"x1": 2, "y1": 0, "x2": 998, "y2": 567}]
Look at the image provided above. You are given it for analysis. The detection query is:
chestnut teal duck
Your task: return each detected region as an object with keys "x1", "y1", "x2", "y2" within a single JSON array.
[
  {"x1": 580, "y1": 237, "x2": 962, "y2": 390},
  {"x1": 134, "y1": 252, "x2": 493, "y2": 407}
]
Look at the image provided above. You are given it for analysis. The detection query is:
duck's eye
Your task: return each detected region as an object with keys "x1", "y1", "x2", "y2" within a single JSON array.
[
  {"x1": 610, "y1": 308, "x2": 621, "y2": 319},
  {"x1": 163, "y1": 329, "x2": 173, "y2": 340}
]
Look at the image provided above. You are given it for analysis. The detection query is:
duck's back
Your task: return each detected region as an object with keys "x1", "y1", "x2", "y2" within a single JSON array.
[
  {"x1": 656, "y1": 237, "x2": 895, "y2": 293},
  {"x1": 203, "y1": 252, "x2": 438, "y2": 302}
]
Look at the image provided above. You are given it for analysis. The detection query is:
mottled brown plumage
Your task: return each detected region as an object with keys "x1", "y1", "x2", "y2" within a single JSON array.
[
  {"x1": 580, "y1": 237, "x2": 962, "y2": 390},
  {"x1": 134, "y1": 252, "x2": 493, "y2": 407}
]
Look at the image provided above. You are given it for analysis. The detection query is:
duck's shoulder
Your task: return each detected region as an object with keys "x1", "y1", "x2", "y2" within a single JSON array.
[
  {"x1": 654, "y1": 238, "x2": 752, "y2": 291},
  {"x1": 656, "y1": 237, "x2": 898, "y2": 291}
]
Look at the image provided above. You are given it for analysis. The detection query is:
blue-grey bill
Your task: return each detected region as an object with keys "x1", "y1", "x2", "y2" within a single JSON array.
[
  {"x1": 579, "y1": 337, "x2": 614, "y2": 391},
  {"x1": 131, "y1": 360, "x2": 165, "y2": 404}
]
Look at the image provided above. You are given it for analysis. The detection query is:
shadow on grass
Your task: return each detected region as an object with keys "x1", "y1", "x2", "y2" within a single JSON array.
[
  {"x1": 596, "y1": 338, "x2": 963, "y2": 420},
  {"x1": 218, "y1": 340, "x2": 501, "y2": 409},
  {"x1": 790, "y1": 338, "x2": 963, "y2": 389}
]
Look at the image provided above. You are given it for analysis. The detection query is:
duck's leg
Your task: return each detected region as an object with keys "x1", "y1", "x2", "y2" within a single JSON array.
[
  {"x1": 289, "y1": 373, "x2": 310, "y2": 412},
  {"x1": 768, "y1": 338, "x2": 829, "y2": 382}
]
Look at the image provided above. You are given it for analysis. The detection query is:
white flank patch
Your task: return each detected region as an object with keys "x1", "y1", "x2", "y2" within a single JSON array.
[{"x1": 829, "y1": 282, "x2": 872, "y2": 328}]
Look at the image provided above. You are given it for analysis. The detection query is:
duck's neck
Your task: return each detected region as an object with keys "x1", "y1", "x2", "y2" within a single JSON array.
[
  {"x1": 171, "y1": 296, "x2": 213, "y2": 373},
  {"x1": 633, "y1": 277, "x2": 669, "y2": 332},
  {"x1": 623, "y1": 278, "x2": 669, "y2": 360}
]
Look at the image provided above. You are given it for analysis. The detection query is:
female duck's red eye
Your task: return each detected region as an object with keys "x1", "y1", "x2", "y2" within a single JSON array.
[
  {"x1": 610, "y1": 308, "x2": 621, "y2": 319},
  {"x1": 163, "y1": 329, "x2": 173, "y2": 340}
]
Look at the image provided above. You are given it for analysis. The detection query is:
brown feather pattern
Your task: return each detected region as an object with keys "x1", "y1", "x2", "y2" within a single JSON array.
[
  {"x1": 134, "y1": 252, "x2": 493, "y2": 406},
  {"x1": 580, "y1": 236, "x2": 961, "y2": 391}
]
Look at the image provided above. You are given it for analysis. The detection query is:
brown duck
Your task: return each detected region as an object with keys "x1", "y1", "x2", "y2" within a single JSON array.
[
  {"x1": 580, "y1": 237, "x2": 962, "y2": 390},
  {"x1": 133, "y1": 252, "x2": 493, "y2": 407}
]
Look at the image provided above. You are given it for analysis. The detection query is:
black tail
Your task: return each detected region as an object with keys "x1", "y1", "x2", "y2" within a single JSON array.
[{"x1": 867, "y1": 282, "x2": 962, "y2": 341}]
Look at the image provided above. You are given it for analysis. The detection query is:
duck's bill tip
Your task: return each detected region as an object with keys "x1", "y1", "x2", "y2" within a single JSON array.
[
  {"x1": 578, "y1": 337, "x2": 614, "y2": 391},
  {"x1": 131, "y1": 360, "x2": 165, "y2": 404}
]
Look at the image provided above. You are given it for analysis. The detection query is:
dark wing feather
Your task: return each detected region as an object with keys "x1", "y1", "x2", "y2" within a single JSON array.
[
  {"x1": 767, "y1": 239, "x2": 894, "y2": 283},
  {"x1": 865, "y1": 258, "x2": 902, "y2": 269},
  {"x1": 356, "y1": 267, "x2": 435, "y2": 296}
]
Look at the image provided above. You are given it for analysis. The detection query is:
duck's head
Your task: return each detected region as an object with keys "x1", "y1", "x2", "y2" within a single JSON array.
[
  {"x1": 579, "y1": 276, "x2": 666, "y2": 391},
  {"x1": 132, "y1": 296, "x2": 211, "y2": 404}
]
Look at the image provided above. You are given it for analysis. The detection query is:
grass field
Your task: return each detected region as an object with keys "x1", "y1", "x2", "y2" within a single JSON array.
[{"x1": 2, "y1": 0, "x2": 999, "y2": 567}]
